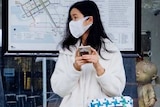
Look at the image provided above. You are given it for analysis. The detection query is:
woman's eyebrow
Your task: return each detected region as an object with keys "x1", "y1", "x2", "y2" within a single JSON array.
[{"x1": 71, "y1": 14, "x2": 78, "y2": 17}]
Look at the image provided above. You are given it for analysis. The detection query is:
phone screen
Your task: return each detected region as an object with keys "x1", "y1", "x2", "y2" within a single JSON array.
[{"x1": 78, "y1": 46, "x2": 91, "y2": 56}]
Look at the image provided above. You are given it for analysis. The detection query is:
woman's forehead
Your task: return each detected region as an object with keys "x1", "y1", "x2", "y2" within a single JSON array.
[{"x1": 70, "y1": 8, "x2": 82, "y2": 16}]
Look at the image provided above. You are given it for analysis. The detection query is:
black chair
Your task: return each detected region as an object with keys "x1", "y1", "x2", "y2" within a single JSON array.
[
  {"x1": 16, "y1": 94, "x2": 27, "y2": 107},
  {"x1": 27, "y1": 95, "x2": 40, "y2": 107},
  {"x1": 5, "y1": 94, "x2": 17, "y2": 107}
]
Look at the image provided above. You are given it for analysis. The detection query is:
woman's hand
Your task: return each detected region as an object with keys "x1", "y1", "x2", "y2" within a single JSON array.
[
  {"x1": 82, "y1": 48, "x2": 105, "y2": 76},
  {"x1": 81, "y1": 47, "x2": 99, "y2": 64},
  {"x1": 73, "y1": 48, "x2": 88, "y2": 71},
  {"x1": 78, "y1": 47, "x2": 105, "y2": 76}
]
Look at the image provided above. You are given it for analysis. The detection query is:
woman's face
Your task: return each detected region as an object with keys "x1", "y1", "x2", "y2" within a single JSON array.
[
  {"x1": 70, "y1": 8, "x2": 93, "y2": 28},
  {"x1": 70, "y1": 8, "x2": 84, "y2": 21}
]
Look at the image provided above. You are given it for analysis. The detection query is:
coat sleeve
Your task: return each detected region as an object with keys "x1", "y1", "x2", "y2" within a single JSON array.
[
  {"x1": 96, "y1": 50, "x2": 126, "y2": 97},
  {"x1": 50, "y1": 53, "x2": 81, "y2": 97}
]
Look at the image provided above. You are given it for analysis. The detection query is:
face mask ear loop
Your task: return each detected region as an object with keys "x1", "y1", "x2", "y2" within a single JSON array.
[
  {"x1": 84, "y1": 16, "x2": 93, "y2": 26},
  {"x1": 85, "y1": 16, "x2": 90, "y2": 20}
]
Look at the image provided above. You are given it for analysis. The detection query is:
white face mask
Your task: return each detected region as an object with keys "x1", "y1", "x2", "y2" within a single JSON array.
[{"x1": 69, "y1": 16, "x2": 93, "y2": 38}]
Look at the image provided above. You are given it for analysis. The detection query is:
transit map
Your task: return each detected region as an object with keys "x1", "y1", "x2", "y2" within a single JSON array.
[{"x1": 7, "y1": 0, "x2": 135, "y2": 54}]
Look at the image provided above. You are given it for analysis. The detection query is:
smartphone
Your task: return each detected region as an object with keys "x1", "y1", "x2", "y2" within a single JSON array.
[{"x1": 78, "y1": 46, "x2": 91, "y2": 56}]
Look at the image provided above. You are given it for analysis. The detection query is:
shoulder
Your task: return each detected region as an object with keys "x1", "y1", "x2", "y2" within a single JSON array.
[
  {"x1": 100, "y1": 38, "x2": 122, "y2": 60},
  {"x1": 102, "y1": 38, "x2": 120, "y2": 52}
]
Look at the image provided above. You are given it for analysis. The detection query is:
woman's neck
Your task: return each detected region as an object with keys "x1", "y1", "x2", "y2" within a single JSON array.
[{"x1": 81, "y1": 31, "x2": 89, "y2": 45}]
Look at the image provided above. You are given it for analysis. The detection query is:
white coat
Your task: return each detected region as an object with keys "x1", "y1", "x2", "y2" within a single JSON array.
[{"x1": 50, "y1": 39, "x2": 126, "y2": 107}]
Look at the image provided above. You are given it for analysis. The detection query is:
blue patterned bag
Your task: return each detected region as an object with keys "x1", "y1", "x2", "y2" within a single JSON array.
[{"x1": 88, "y1": 96, "x2": 133, "y2": 107}]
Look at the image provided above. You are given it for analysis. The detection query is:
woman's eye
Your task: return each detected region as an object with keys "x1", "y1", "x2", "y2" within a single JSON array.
[
  {"x1": 72, "y1": 16, "x2": 80, "y2": 20},
  {"x1": 73, "y1": 17, "x2": 78, "y2": 20}
]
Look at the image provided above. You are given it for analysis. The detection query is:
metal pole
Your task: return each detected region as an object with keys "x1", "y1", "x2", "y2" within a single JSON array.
[{"x1": 42, "y1": 58, "x2": 47, "y2": 107}]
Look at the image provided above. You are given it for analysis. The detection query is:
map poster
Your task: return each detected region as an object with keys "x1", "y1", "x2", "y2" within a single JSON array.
[{"x1": 2, "y1": 0, "x2": 141, "y2": 55}]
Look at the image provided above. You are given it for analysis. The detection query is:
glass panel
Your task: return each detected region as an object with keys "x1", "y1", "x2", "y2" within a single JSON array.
[
  {"x1": 2, "y1": 56, "x2": 62, "y2": 107},
  {"x1": 2, "y1": 57, "x2": 42, "y2": 106}
]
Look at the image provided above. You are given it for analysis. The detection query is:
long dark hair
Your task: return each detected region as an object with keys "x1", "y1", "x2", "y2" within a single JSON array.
[{"x1": 62, "y1": 0, "x2": 111, "y2": 57}]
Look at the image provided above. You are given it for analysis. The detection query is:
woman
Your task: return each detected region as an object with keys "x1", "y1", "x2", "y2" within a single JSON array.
[{"x1": 50, "y1": 1, "x2": 126, "y2": 107}]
